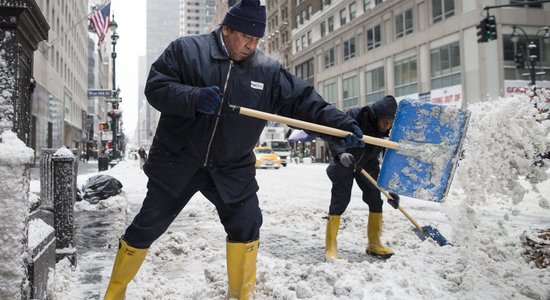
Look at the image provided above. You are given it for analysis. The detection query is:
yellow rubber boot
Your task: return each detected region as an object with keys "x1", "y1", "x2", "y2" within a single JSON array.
[
  {"x1": 324, "y1": 215, "x2": 340, "y2": 261},
  {"x1": 226, "y1": 239, "x2": 259, "y2": 300},
  {"x1": 366, "y1": 212, "x2": 394, "y2": 259},
  {"x1": 104, "y1": 239, "x2": 148, "y2": 300}
]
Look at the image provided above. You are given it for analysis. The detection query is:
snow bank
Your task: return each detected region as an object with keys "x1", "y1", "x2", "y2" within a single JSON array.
[{"x1": 0, "y1": 131, "x2": 34, "y2": 299}]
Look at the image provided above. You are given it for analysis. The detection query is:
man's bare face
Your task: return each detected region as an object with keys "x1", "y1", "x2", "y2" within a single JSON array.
[{"x1": 222, "y1": 26, "x2": 260, "y2": 62}]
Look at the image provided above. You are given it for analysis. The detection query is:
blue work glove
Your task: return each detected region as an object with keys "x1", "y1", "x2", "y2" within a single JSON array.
[
  {"x1": 196, "y1": 86, "x2": 221, "y2": 115},
  {"x1": 338, "y1": 153, "x2": 355, "y2": 168},
  {"x1": 387, "y1": 192, "x2": 400, "y2": 209},
  {"x1": 339, "y1": 124, "x2": 365, "y2": 148}
]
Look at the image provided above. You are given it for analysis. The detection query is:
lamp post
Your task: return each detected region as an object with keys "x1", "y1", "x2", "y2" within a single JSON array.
[
  {"x1": 109, "y1": 17, "x2": 120, "y2": 160},
  {"x1": 510, "y1": 25, "x2": 550, "y2": 86}
]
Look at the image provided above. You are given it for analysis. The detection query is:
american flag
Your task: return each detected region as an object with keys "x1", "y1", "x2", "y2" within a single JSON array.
[{"x1": 88, "y1": 2, "x2": 111, "y2": 45}]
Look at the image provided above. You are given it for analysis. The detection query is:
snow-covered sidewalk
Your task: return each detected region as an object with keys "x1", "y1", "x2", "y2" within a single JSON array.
[{"x1": 43, "y1": 158, "x2": 548, "y2": 300}]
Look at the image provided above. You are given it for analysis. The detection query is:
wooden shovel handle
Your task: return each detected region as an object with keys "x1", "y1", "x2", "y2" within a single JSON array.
[
  {"x1": 231, "y1": 105, "x2": 400, "y2": 149},
  {"x1": 358, "y1": 169, "x2": 426, "y2": 235}
]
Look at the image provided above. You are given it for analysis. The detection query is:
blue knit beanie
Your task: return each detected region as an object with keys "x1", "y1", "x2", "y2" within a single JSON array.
[{"x1": 222, "y1": 0, "x2": 266, "y2": 38}]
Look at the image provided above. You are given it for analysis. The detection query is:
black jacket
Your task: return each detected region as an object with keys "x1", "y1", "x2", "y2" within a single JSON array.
[
  {"x1": 327, "y1": 96, "x2": 397, "y2": 177},
  {"x1": 144, "y1": 28, "x2": 357, "y2": 203}
]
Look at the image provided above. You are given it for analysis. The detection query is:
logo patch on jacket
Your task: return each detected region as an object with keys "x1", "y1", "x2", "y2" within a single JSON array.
[{"x1": 251, "y1": 81, "x2": 264, "y2": 90}]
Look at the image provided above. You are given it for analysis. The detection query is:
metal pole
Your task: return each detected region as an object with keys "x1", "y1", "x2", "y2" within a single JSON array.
[{"x1": 111, "y1": 36, "x2": 118, "y2": 159}]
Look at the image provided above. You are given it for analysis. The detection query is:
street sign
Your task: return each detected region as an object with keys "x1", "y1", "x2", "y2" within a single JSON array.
[
  {"x1": 88, "y1": 89, "x2": 113, "y2": 97},
  {"x1": 101, "y1": 131, "x2": 113, "y2": 141}
]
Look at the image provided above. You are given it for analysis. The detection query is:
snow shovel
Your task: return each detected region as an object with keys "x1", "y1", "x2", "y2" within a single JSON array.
[
  {"x1": 227, "y1": 98, "x2": 469, "y2": 202},
  {"x1": 377, "y1": 99, "x2": 470, "y2": 202},
  {"x1": 357, "y1": 168, "x2": 449, "y2": 246}
]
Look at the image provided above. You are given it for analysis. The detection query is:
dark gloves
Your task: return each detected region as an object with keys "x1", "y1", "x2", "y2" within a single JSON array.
[
  {"x1": 339, "y1": 124, "x2": 365, "y2": 148},
  {"x1": 338, "y1": 153, "x2": 355, "y2": 168},
  {"x1": 196, "y1": 86, "x2": 221, "y2": 115},
  {"x1": 387, "y1": 192, "x2": 400, "y2": 209}
]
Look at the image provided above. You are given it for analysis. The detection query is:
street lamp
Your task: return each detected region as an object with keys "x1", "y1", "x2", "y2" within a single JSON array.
[
  {"x1": 510, "y1": 25, "x2": 550, "y2": 87},
  {"x1": 109, "y1": 17, "x2": 121, "y2": 160}
]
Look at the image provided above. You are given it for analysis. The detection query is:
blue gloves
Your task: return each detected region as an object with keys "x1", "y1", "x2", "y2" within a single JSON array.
[
  {"x1": 387, "y1": 192, "x2": 400, "y2": 209},
  {"x1": 196, "y1": 86, "x2": 221, "y2": 115},
  {"x1": 339, "y1": 124, "x2": 365, "y2": 148}
]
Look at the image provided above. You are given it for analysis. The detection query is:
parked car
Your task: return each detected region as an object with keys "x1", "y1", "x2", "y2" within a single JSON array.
[{"x1": 253, "y1": 146, "x2": 281, "y2": 169}]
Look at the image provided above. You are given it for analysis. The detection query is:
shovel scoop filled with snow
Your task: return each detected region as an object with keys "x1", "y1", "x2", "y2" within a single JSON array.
[{"x1": 378, "y1": 99, "x2": 470, "y2": 202}]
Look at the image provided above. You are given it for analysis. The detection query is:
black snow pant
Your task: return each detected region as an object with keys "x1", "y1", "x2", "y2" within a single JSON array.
[
  {"x1": 123, "y1": 168, "x2": 263, "y2": 249},
  {"x1": 326, "y1": 160, "x2": 383, "y2": 216}
]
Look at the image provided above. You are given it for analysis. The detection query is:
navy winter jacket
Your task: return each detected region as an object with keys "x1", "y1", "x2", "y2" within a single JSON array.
[{"x1": 144, "y1": 28, "x2": 357, "y2": 203}]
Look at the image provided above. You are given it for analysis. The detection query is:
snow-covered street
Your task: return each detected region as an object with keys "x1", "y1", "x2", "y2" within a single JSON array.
[{"x1": 39, "y1": 95, "x2": 550, "y2": 300}]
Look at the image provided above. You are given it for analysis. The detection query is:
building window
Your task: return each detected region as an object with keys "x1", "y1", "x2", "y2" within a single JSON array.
[
  {"x1": 365, "y1": 67, "x2": 385, "y2": 103},
  {"x1": 349, "y1": 2, "x2": 357, "y2": 20},
  {"x1": 367, "y1": 25, "x2": 381, "y2": 50},
  {"x1": 324, "y1": 47, "x2": 335, "y2": 69},
  {"x1": 343, "y1": 37, "x2": 356, "y2": 61},
  {"x1": 323, "y1": 82, "x2": 337, "y2": 105},
  {"x1": 431, "y1": 42, "x2": 461, "y2": 89},
  {"x1": 364, "y1": 0, "x2": 371, "y2": 12},
  {"x1": 395, "y1": 8, "x2": 413, "y2": 39},
  {"x1": 320, "y1": 0, "x2": 332, "y2": 10},
  {"x1": 432, "y1": 0, "x2": 455, "y2": 23},
  {"x1": 320, "y1": 21, "x2": 326, "y2": 37},
  {"x1": 295, "y1": 58, "x2": 315, "y2": 83},
  {"x1": 342, "y1": 76, "x2": 359, "y2": 108},
  {"x1": 340, "y1": 8, "x2": 347, "y2": 26},
  {"x1": 394, "y1": 56, "x2": 417, "y2": 96},
  {"x1": 295, "y1": 39, "x2": 300, "y2": 52},
  {"x1": 328, "y1": 16, "x2": 334, "y2": 32}
]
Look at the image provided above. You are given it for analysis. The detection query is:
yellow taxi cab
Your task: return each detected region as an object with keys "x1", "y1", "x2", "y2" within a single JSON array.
[{"x1": 253, "y1": 146, "x2": 282, "y2": 169}]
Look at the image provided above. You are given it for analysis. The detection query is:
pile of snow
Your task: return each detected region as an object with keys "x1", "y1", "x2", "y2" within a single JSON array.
[{"x1": 51, "y1": 95, "x2": 549, "y2": 300}]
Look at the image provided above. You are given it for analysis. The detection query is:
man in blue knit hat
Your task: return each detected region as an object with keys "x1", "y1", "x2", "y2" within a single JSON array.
[{"x1": 103, "y1": 0, "x2": 365, "y2": 299}]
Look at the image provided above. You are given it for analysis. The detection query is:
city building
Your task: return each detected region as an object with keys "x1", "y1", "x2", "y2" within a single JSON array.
[
  {"x1": 265, "y1": 0, "x2": 292, "y2": 69},
  {"x1": 264, "y1": 0, "x2": 550, "y2": 160},
  {"x1": 33, "y1": 0, "x2": 99, "y2": 160},
  {"x1": 142, "y1": 0, "x2": 181, "y2": 148},
  {"x1": 142, "y1": 0, "x2": 218, "y2": 148},
  {"x1": 181, "y1": 0, "x2": 217, "y2": 36}
]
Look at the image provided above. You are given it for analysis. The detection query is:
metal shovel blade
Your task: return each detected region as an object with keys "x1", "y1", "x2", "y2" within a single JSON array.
[
  {"x1": 413, "y1": 225, "x2": 449, "y2": 246},
  {"x1": 378, "y1": 99, "x2": 470, "y2": 202}
]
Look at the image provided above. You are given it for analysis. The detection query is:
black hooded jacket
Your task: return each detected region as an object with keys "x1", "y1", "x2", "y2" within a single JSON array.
[{"x1": 328, "y1": 95, "x2": 397, "y2": 169}]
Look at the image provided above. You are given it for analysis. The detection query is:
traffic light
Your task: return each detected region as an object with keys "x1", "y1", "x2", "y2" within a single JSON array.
[
  {"x1": 99, "y1": 122, "x2": 108, "y2": 131},
  {"x1": 514, "y1": 52, "x2": 525, "y2": 69},
  {"x1": 477, "y1": 16, "x2": 497, "y2": 43},
  {"x1": 486, "y1": 16, "x2": 497, "y2": 41},
  {"x1": 476, "y1": 18, "x2": 488, "y2": 43}
]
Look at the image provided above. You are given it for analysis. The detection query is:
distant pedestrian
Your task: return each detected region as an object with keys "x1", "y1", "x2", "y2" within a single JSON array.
[
  {"x1": 81, "y1": 151, "x2": 89, "y2": 164},
  {"x1": 137, "y1": 147, "x2": 147, "y2": 170}
]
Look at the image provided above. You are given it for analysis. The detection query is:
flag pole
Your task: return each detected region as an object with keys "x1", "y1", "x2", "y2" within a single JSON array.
[{"x1": 39, "y1": 1, "x2": 112, "y2": 52}]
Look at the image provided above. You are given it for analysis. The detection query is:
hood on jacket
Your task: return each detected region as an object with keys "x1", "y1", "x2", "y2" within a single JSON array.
[{"x1": 372, "y1": 95, "x2": 397, "y2": 119}]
